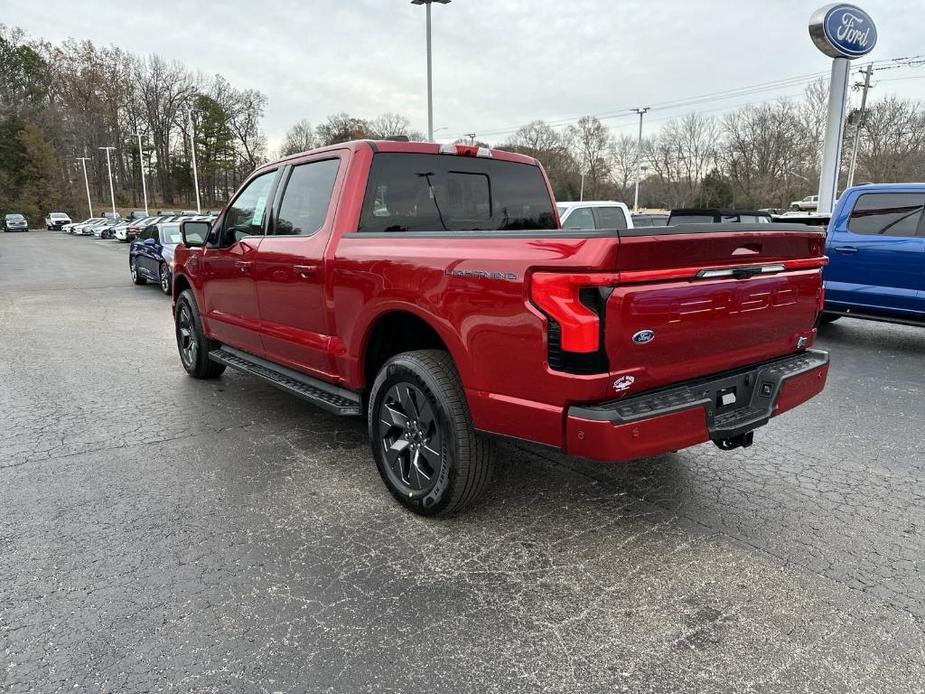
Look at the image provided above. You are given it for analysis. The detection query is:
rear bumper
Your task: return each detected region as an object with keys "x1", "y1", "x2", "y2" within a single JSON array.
[{"x1": 565, "y1": 350, "x2": 829, "y2": 462}]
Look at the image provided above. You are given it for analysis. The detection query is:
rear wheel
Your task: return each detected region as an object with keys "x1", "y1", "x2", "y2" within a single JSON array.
[
  {"x1": 130, "y1": 257, "x2": 146, "y2": 285},
  {"x1": 175, "y1": 290, "x2": 225, "y2": 379},
  {"x1": 368, "y1": 350, "x2": 493, "y2": 516}
]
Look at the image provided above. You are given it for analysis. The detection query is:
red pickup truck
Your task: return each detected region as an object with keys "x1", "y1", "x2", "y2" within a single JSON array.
[{"x1": 173, "y1": 140, "x2": 829, "y2": 516}]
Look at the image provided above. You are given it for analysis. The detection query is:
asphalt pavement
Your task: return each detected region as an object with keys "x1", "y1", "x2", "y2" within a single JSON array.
[{"x1": 1, "y1": 230, "x2": 924, "y2": 693}]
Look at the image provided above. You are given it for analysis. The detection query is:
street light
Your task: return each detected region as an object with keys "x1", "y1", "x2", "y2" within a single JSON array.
[
  {"x1": 132, "y1": 132, "x2": 149, "y2": 216},
  {"x1": 411, "y1": 0, "x2": 451, "y2": 142},
  {"x1": 632, "y1": 107, "x2": 650, "y2": 212},
  {"x1": 132, "y1": 132, "x2": 148, "y2": 217},
  {"x1": 188, "y1": 108, "x2": 202, "y2": 214},
  {"x1": 98, "y1": 146, "x2": 117, "y2": 217},
  {"x1": 76, "y1": 157, "x2": 93, "y2": 218}
]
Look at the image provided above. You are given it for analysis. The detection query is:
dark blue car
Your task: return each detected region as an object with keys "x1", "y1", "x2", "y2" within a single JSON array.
[
  {"x1": 129, "y1": 221, "x2": 185, "y2": 295},
  {"x1": 822, "y1": 183, "x2": 925, "y2": 326}
]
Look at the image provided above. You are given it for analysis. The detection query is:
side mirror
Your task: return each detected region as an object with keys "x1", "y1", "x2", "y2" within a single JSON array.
[
  {"x1": 143, "y1": 237, "x2": 157, "y2": 246},
  {"x1": 181, "y1": 220, "x2": 211, "y2": 248}
]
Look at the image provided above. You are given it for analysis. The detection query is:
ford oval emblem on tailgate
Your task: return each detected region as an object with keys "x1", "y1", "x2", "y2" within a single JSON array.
[{"x1": 632, "y1": 329, "x2": 655, "y2": 345}]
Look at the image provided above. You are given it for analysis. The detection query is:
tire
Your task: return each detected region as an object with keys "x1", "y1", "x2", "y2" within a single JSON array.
[
  {"x1": 818, "y1": 312, "x2": 841, "y2": 326},
  {"x1": 368, "y1": 350, "x2": 493, "y2": 517},
  {"x1": 159, "y1": 263, "x2": 171, "y2": 295},
  {"x1": 175, "y1": 290, "x2": 225, "y2": 379},
  {"x1": 130, "y1": 257, "x2": 147, "y2": 285}
]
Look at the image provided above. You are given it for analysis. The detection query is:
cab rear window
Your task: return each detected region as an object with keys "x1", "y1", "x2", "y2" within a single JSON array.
[{"x1": 358, "y1": 153, "x2": 556, "y2": 232}]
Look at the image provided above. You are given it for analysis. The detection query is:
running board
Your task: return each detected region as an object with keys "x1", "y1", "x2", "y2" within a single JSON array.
[{"x1": 209, "y1": 347, "x2": 361, "y2": 416}]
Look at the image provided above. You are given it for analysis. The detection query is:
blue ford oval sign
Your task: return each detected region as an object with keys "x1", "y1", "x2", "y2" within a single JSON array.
[
  {"x1": 632, "y1": 329, "x2": 655, "y2": 345},
  {"x1": 810, "y1": 4, "x2": 877, "y2": 59}
]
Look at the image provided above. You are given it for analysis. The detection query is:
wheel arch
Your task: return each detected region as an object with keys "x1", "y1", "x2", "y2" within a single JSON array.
[{"x1": 359, "y1": 309, "x2": 469, "y2": 392}]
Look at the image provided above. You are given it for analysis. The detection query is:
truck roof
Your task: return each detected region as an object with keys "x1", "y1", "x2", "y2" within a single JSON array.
[{"x1": 268, "y1": 139, "x2": 541, "y2": 171}]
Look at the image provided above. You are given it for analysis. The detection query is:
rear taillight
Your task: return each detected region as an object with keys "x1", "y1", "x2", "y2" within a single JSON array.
[{"x1": 530, "y1": 272, "x2": 619, "y2": 353}]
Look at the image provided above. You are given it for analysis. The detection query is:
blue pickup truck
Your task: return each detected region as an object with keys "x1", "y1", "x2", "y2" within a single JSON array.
[{"x1": 822, "y1": 183, "x2": 925, "y2": 326}]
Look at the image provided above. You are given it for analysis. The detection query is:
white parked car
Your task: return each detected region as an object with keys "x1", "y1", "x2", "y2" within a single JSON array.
[
  {"x1": 555, "y1": 200, "x2": 634, "y2": 231},
  {"x1": 790, "y1": 195, "x2": 819, "y2": 211},
  {"x1": 45, "y1": 212, "x2": 71, "y2": 230}
]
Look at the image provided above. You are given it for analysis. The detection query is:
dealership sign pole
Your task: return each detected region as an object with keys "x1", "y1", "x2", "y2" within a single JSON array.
[{"x1": 809, "y1": 4, "x2": 877, "y2": 215}]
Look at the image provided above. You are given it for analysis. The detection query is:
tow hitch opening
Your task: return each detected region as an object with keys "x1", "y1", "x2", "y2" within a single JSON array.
[{"x1": 713, "y1": 431, "x2": 754, "y2": 451}]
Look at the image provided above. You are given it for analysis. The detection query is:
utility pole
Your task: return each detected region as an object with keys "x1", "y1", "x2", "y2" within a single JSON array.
[
  {"x1": 133, "y1": 132, "x2": 149, "y2": 216},
  {"x1": 76, "y1": 157, "x2": 93, "y2": 218},
  {"x1": 632, "y1": 107, "x2": 650, "y2": 212},
  {"x1": 464, "y1": 132, "x2": 477, "y2": 145},
  {"x1": 98, "y1": 146, "x2": 117, "y2": 217},
  {"x1": 188, "y1": 109, "x2": 201, "y2": 214},
  {"x1": 846, "y1": 63, "x2": 873, "y2": 190}
]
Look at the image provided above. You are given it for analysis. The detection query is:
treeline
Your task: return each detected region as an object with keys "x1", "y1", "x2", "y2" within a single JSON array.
[
  {"x1": 4, "y1": 22, "x2": 925, "y2": 220},
  {"x1": 1, "y1": 24, "x2": 267, "y2": 220},
  {"x1": 278, "y1": 79, "x2": 925, "y2": 210},
  {"x1": 494, "y1": 80, "x2": 925, "y2": 209}
]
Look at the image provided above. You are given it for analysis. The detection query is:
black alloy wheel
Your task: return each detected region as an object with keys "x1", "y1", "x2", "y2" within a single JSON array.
[
  {"x1": 176, "y1": 302, "x2": 198, "y2": 369},
  {"x1": 174, "y1": 290, "x2": 225, "y2": 379},
  {"x1": 378, "y1": 382, "x2": 443, "y2": 496},
  {"x1": 368, "y1": 350, "x2": 494, "y2": 516}
]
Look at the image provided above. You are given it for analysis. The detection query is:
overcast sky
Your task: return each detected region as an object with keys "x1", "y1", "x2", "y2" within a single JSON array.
[{"x1": 7, "y1": 0, "x2": 925, "y2": 149}]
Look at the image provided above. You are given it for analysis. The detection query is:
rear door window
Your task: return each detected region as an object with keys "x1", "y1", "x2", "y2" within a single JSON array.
[
  {"x1": 273, "y1": 158, "x2": 340, "y2": 236},
  {"x1": 563, "y1": 207, "x2": 595, "y2": 230},
  {"x1": 593, "y1": 206, "x2": 627, "y2": 230},
  {"x1": 358, "y1": 153, "x2": 555, "y2": 232},
  {"x1": 847, "y1": 193, "x2": 925, "y2": 237}
]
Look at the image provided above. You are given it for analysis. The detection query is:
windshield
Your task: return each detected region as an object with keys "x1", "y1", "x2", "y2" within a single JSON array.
[
  {"x1": 51, "y1": 213, "x2": 68, "y2": 219},
  {"x1": 358, "y1": 153, "x2": 556, "y2": 232},
  {"x1": 159, "y1": 225, "x2": 183, "y2": 244}
]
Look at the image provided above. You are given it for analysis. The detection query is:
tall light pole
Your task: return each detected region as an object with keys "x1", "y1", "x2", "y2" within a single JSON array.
[
  {"x1": 411, "y1": 0, "x2": 451, "y2": 142},
  {"x1": 132, "y1": 132, "x2": 149, "y2": 216},
  {"x1": 98, "y1": 146, "x2": 117, "y2": 217},
  {"x1": 632, "y1": 107, "x2": 649, "y2": 212},
  {"x1": 188, "y1": 108, "x2": 201, "y2": 214},
  {"x1": 76, "y1": 157, "x2": 93, "y2": 218}
]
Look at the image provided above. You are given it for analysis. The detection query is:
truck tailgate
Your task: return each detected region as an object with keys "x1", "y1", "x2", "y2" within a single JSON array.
[{"x1": 605, "y1": 225, "x2": 826, "y2": 393}]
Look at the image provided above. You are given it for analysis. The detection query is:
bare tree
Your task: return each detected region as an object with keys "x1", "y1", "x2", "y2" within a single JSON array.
[
  {"x1": 316, "y1": 113, "x2": 371, "y2": 146},
  {"x1": 134, "y1": 55, "x2": 195, "y2": 204},
  {"x1": 280, "y1": 118, "x2": 316, "y2": 157},
  {"x1": 369, "y1": 112, "x2": 412, "y2": 139},
  {"x1": 568, "y1": 116, "x2": 611, "y2": 199}
]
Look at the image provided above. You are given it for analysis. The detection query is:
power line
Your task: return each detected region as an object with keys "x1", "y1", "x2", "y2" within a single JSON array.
[{"x1": 452, "y1": 54, "x2": 925, "y2": 142}]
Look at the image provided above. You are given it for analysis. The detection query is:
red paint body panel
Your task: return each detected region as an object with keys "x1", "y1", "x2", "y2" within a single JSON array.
[{"x1": 173, "y1": 139, "x2": 829, "y2": 461}]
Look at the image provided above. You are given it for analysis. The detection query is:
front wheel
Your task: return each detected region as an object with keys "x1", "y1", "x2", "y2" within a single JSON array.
[
  {"x1": 368, "y1": 350, "x2": 494, "y2": 517},
  {"x1": 159, "y1": 263, "x2": 171, "y2": 295},
  {"x1": 175, "y1": 290, "x2": 225, "y2": 379},
  {"x1": 130, "y1": 257, "x2": 146, "y2": 285}
]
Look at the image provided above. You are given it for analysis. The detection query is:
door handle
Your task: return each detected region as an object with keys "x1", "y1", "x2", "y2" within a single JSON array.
[
  {"x1": 833, "y1": 246, "x2": 858, "y2": 254},
  {"x1": 235, "y1": 260, "x2": 253, "y2": 273},
  {"x1": 293, "y1": 264, "x2": 320, "y2": 279}
]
